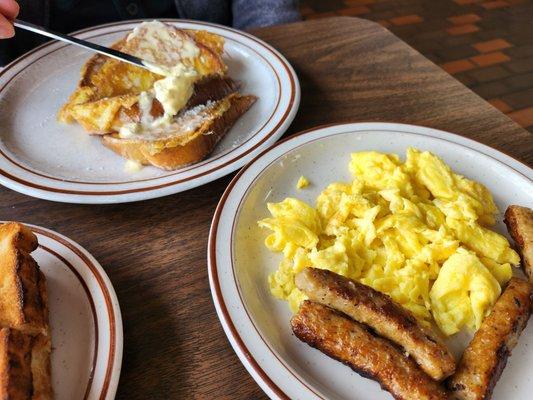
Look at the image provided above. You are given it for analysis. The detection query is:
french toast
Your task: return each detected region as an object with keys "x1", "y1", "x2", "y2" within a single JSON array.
[
  {"x1": 0, "y1": 223, "x2": 52, "y2": 399},
  {"x1": 59, "y1": 20, "x2": 256, "y2": 170},
  {"x1": 30, "y1": 334, "x2": 52, "y2": 400},
  {"x1": 0, "y1": 223, "x2": 47, "y2": 336},
  {"x1": 102, "y1": 92, "x2": 256, "y2": 170},
  {"x1": 58, "y1": 25, "x2": 227, "y2": 133},
  {"x1": 0, "y1": 328, "x2": 33, "y2": 399}
]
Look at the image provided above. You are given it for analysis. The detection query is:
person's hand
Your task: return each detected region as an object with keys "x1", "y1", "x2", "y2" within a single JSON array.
[{"x1": 0, "y1": 0, "x2": 19, "y2": 39}]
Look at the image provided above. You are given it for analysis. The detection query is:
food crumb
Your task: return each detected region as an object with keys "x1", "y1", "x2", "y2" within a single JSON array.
[{"x1": 296, "y1": 176, "x2": 309, "y2": 189}]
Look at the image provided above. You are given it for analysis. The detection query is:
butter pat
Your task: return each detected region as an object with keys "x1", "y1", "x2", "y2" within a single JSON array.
[
  {"x1": 119, "y1": 123, "x2": 141, "y2": 139},
  {"x1": 153, "y1": 64, "x2": 197, "y2": 116},
  {"x1": 119, "y1": 63, "x2": 198, "y2": 139},
  {"x1": 118, "y1": 20, "x2": 204, "y2": 140},
  {"x1": 118, "y1": 113, "x2": 174, "y2": 139}
]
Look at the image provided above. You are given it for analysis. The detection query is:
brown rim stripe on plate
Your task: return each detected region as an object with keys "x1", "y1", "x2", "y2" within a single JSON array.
[
  {"x1": 39, "y1": 244, "x2": 99, "y2": 400},
  {"x1": 0, "y1": 20, "x2": 296, "y2": 195},
  {"x1": 209, "y1": 123, "x2": 533, "y2": 400},
  {"x1": 0, "y1": 25, "x2": 282, "y2": 185},
  {"x1": 34, "y1": 227, "x2": 117, "y2": 399}
]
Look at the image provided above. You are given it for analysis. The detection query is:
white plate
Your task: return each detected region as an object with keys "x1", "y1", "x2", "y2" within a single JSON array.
[
  {"x1": 208, "y1": 122, "x2": 533, "y2": 400},
  {"x1": 0, "y1": 19, "x2": 299, "y2": 204},
  {"x1": 22, "y1": 223, "x2": 123, "y2": 399}
]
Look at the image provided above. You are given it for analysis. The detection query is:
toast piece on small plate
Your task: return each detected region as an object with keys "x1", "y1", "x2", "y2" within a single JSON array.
[
  {"x1": 0, "y1": 223, "x2": 47, "y2": 336},
  {"x1": 31, "y1": 333, "x2": 52, "y2": 400},
  {"x1": 31, "y1": 272, "x2": 52, "y2": 400},
  {"x1": 0, "y1": 330, "x2": 52, "y2": 400},
  {"x1": 0, "y1": 328, "x2": 33, "y2": 399},
  {"x1": 0, "y1": 223, "x2": 52, "y2": 399}
]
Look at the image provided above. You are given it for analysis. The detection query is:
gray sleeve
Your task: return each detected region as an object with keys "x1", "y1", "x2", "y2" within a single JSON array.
[{"x1": 232, "y1": 0, "x2": 301, "y2": 30}]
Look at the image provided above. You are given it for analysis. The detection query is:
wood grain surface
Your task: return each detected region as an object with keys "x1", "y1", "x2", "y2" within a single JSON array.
[{"x1": 0, "y1": 17, "x2": 531, "y2": 400}]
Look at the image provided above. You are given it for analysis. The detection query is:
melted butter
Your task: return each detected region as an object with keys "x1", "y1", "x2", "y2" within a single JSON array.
[
  {"x1": 119, "y1": 123, "x2": 140, "y2": 139},
  {"x1": 119, "y1": 21, "x2": 203, "y2": 139},
  {"x1": 153, "y1": 64, "x2": 197, "y2": 116},
  {"x1": 127, "y1": 21, "x2": 200, "y2": 67},
  {"x1": 138, "y1": 91, "x2": 155, "y2": 124},
  {"x1": 119, "y1": 102, "x2": 213, "y2": 141},
  {"x1": 124, "y1": 159, "x2": 143, "y2": 172},
  {"x1": 119, "y1": 112, "x2": 174, "y2": 139}
]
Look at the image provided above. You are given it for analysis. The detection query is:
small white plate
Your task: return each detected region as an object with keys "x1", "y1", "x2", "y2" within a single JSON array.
[
  {"x1": 0, "y1": 19, "x2": 299, "y2": 203},
  {"x1": 208, "y1": 123, "x2": 533, "y2": 400},
  {"x1": 25, "y1": 223, "x2": 122, "y2": 399}
]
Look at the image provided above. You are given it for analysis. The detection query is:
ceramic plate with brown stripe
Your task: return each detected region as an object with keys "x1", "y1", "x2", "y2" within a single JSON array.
[
  {"x1": 28, "y1": 223, "x2": 122, "y2": 399},
  {"x1": 209, "y1": 123, "x2": 533, "y2": 400},
  {"x1": 0, "y1": 20, "x2": 299, "y2": 204}
]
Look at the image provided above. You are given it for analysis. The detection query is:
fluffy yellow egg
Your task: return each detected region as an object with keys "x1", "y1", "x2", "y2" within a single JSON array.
[
  {"x1": 430, "y1": 248, "x2": 501, "y2": 336},
  {"x1": 258, "y1": 148, "x2": 519, "y2": 335},
  {"x1": 296, "y1": 176, "x2": 309, "y2": 189}
]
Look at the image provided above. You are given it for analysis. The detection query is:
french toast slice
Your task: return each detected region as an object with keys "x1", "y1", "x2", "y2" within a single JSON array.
[
  {"x1": 0, "y1": 332, "x2": 52, "y2": 400},
  {"x1": 30, "y1": 334, "x2": 52, "y2": 400},
  {"x1": 0, "y1": 328, "x2": 33, "y2": 400},
  {"x1": 0, "y1": 223, "x2": 52, "y2": 400},
  {"x1": 30, "y1": 273, "x2": 51, "y2": 400},
  {"x1": 0, "y1": 223, "x2": 47, "y2": 336},
  {"x1": 58, "y1": 23, "x2": 227, "y2": 134},
  {"x1": 59, "y1": 21, "x2": 256, "y2": 170},
  {"x1": 102, "y1": 92, "x2": 256, "y2": 170}
]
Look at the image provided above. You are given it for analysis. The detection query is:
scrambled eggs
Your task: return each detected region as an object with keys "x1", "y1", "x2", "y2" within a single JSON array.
[
  {"x1": 296, "y1": 176, "x2": 310, "y2": 190},
  {"x1": 258, "y1": 148, "x2": 519, "y2": 335}
]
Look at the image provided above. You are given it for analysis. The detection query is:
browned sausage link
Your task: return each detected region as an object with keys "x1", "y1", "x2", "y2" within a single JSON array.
[
  {"x1": 504, "y1": 205, "x2": 533, "y2": 283},
  {"x1": 447, "y1": 278, "x2": 531, "y2": 400},
  {"x1": 295, "y1": 268, "x2": 456, "y2": 380},
  {"x1": 291, "y1": 301, "x2": 449, "y2": 400}
]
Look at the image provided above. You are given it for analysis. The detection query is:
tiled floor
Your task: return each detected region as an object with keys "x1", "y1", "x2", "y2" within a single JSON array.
[{"x1": 300, "y1": 0, "x2": 533, "y2": 134}]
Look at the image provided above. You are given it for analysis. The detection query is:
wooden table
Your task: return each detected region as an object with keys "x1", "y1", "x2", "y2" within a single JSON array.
[{"x1": 1, "y1": 17, "x2": 531, "y2": 399}]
